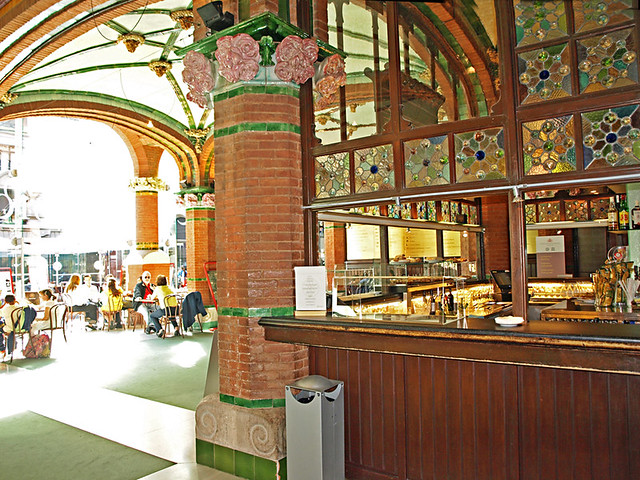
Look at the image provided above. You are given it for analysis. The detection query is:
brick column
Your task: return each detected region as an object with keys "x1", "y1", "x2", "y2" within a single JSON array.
[
  {"x1": 195, "y1": 82, "x2": 308, "y2": 477},
  {"x1": 135, "y1": 191, "x2": 159, "y2": 253},
  {"x1": 185, "y1": 194, "x2": 216, "y2": 306}
]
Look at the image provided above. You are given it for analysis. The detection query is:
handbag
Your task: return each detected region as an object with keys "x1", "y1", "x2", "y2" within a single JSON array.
[{"x1": 22, "y1": 333, "x2": 51, "y2": 358}]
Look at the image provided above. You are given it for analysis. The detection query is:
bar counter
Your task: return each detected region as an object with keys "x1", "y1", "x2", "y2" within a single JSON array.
[
  {"x1": 259, "y1": 313, "x2": 640, "y2": 375},
  {"x1": 541, "y1": 298, "x2": 640, "y2": 323}
]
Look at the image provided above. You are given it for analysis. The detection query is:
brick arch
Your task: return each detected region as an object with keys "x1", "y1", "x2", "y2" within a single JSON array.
[
  {"x1": 199, "y1": 135, "x2": 215, "y2": 186},
  {"x1": 0, "y1": 96, "x2": 201, "y2": 186}
]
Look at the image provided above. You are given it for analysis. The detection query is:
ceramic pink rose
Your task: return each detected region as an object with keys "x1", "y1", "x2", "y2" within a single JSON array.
[
  {"x1": 182, "y1": 51, "x2": 214, "y2": 108},
  {"x1": 185, "y1": 193, "x2": 198, "y2": 207},
  {"x1": 274, "y1": 35, "x2": 318, "y2": 84},
  {"x1": 202, "y1": 193, "x2": 215, "y2": 207},
  {"x1": 215, "y1": 33, "x2": 260, "y2": 82}
]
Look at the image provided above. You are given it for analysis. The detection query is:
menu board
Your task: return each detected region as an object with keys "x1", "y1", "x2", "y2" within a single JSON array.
[
  {"x1": 405, "y1": 229, "x2": 437, "y2": 257},
  {"x1": 346, "y1": 224, "x2": 380, "y2": 259},
  {"x1": 294, "y1": 266, "x2": 327, "y2": 311},
  {"x1": 535, "y1": 235, "x2": 566, "y2": 277},
  {"x1": 443, "y1": 231, "x2": 461, "y2": 257}
]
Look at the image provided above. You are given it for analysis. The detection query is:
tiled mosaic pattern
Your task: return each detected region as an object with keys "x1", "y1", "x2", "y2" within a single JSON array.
[
  {"x1": 401, "y1": 203, "x2": 413, "y2": 219},
  {"x1": 427, "y1": 201, "x2": 437, "y2": 221},
  {"x1": 454, "y1": 128, "x2": 506, "y2": 182},
  {"x1": 518, "y1": 43, "x2": 571, "y2": 104},
  {"x1": 590, "y1": 197, "x2": 610, "y2": 220},
  {"x1": 583, "y1": 104, "x2": 640, "y2": 169},
  {"x1": 573, "y1": 0, "x2": 634, "y2": 33},
  {"x1": 525, "y1": 204, "x2": 537, "y2": 224},
  {"x1": 404, "y1": 136, "x2": 450, "y2": 188},
  {"x1": 564, "y1": 199, "x2": 589, "y2": 221},
  {"x1": 577, "y1": 28, "x2": 637, "y2": 93},
  {"x1": 513, "y1": 0, "x2": 567, "y2": 47},
  {"x1": 417, "y1": 202, "x2": 426, "y2": 220},
  {"x1": 314, "y1": 152, "x2": 350, "y2": 198},
  {"x1": 354, "y1": 145, "x2": 394, "y2": 193},
  {"x1": 469, "y1": 205, "x2": 478, "y2": 224},
  {"x1": 441, "y1": 201, "x2": 450, "y2": 222},
  {"x1": 538, "y1": 201, "x2": 562, "y2": 222},
  {"x1": 522, "y1": 115, "x2": 576, "y2": 175}
]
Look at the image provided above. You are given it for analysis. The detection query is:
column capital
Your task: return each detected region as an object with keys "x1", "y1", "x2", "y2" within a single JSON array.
[
  {"x1": 129, "y1": 176, "x2": 169, "y2": 193},
  {"x1": 176, "y1": 186, "x2": 215, "y2": 209}
]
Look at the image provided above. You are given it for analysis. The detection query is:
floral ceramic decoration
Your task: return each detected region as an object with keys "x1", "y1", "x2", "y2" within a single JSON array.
[
  {"x1": 182, "y1": 51, "x2": 215, "y2": 108},
  {"x1": 202, "y1": 193, "x2": 215, "y2": 207},
  {"x1": 315, "y1": 54, "x2": 347, "y2": 109},
  {"x1": 185, "y1": 193, "x2": 198, "y2": 207},
  {"x1": 274, "y1": 35, "x2": 319, "y2": 84},
  {"x1": 215, "y1": 33, "x2": 260, "y2": 83}
]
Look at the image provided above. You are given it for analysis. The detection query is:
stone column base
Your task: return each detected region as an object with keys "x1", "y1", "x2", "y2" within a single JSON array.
[{"x1": 196, "y1": 394, "x2": 286, "y2": 461}]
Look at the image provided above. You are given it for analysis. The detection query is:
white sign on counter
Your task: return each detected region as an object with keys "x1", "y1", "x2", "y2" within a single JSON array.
[{"x1": 294, "y1": 266, "x2": 327, "y2": 312}]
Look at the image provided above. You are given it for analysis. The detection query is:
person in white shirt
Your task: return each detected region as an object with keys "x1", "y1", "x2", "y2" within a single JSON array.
[
  {"x1": 64, "y1": 274, "x2": 99, "y2": 329},
  {"x1": 30, "y1": 289, "x2": 58, "y2": 334},
  {"x1": 0, "y1": 294, "x2": 22, "y2": 356}
]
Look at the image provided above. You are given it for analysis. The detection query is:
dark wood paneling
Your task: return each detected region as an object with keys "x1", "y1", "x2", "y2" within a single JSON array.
[{"x1": 311, "y1": 346, "x2": 640, "y2": 480}]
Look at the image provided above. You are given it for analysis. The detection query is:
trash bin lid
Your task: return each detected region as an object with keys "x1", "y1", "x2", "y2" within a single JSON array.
[{"x1": 288, "y1": 375, "x2": 341, "y2": 393}]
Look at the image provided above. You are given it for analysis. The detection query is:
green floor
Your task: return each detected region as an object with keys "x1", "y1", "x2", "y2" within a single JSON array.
[{"x1": 0, "y1": 329, "x2": 216, "y2": 479}]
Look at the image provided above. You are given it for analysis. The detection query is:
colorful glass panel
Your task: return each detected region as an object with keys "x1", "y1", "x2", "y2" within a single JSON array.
[
  {"x1": 469, "y1": 205, "x2": 478, "y2": 225},
  {"x1": 427, "y1": 201, "x2": 437, "y2": 222},
  {"x1": 404, "y1": 136, "x2": 450, "y2": 188},
  {"x1": 354, "y1": 145, "x2": 395, "y2": 193},
  {"x1": 577, "y1": 28, "x2": 638, "y2": 93},
  {"x1": 461, "y1": 203, "x2": 469, "y2": 222},
  {"x1": 388, "y1": 204, "x2": 401, "y2": 219},
  {"x1": 401, "y1": 203, "x2": 413, "y2": 219},
  {"x1": 525, "y1": 204, "x2": 537, "y2": 224},
  {"x1": 538, "y1": 201, "x2": 562, "y2": 222},
  {"x1": 583, "y1": 104, "x2": 640, "y2": 169},
  {"x1": 565, "y1": 200, "x2": 589, "y2": 221},
  {"x1": 417, "y1": 202, "x2": 426, "y2": 220},
  {"x1": 590, "y1": 198, "x2": 610, "y2": 220},
  {"x1": 314, "y1": 152, "x2": 350, "y2": 198},
  {"x1": 518, "y1": 43, "x2": 571, "y2": 104},
  {"x1": 441, "y1": 201, "x2": 451, "y2": 222},
  {"x1": 574, "y1": 0, "x2": 634, "y2": 33},
  {"x1": 513, "y1": 0, "x2": 567, "y2": 47},
  {"x1": 454, "y1": 128, "x2": 506, "y2": 182},
  {"x1": 522, "y1": 116, "x2": 576, "y2": 175}
]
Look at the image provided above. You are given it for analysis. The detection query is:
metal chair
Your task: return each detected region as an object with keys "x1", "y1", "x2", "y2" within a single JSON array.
[
  {"x1": 159, "y1": 295, "x2": 183, "y2": 338},
  {"x1": 8, "y1": 307, "x2": 28, "y2": 363},
  {"x1": 48, "y1": 303, "x2": 68, "y2": 343},
  {"x1": 102, "y1": 296, "x2": 125, "y2": 331},
  {"x1": 127, "y1": 309, "x2": 145, "y2": 331},
  {"x1": 61, "y1": 293, "x2": 86, "y2": 332}
]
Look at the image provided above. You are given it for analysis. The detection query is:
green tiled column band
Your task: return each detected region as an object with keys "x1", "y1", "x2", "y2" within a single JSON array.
[
  {"x1": 187, "y1": 277, "x2": 208, "y2": 282},
  {"x1": 185, "y1": 217, "x2": 215, "y2": 222},
  {"x1": 212, "y1": 84, "x2": 299, "y2": 102},
  {"x1": 214, "y1": 122, "x2": 300, "y2": 138},
  {"x1": 219, "y1": 394, "x2": 286, "y2": 408},
  {"x1": 325, "y1": 224, "x2": 346, "y2": 229},
  {"x1": 196, "y1": 439, "x2": 287, "y2": 480},
  {"x1": 218, "y1": 306, "x2": 295, "y2": 317},
  {"x1": 185, "y1": 206, "x2": 215, "y2": 212}
]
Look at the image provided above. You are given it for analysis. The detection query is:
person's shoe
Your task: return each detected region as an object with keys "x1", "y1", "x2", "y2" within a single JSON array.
[
  {"x1": 173, "y1": 329, "x2": 180, "y2": 337},
  {"x1": 115, "y1": 323, "x2": 123, "y2": 329},
  {"x1": 144, "y1": 327, "x2": 151, "y2": 334},
  {"x1": 87, "y1": 324, "x2": 97, "y2": 331},
  {"x1": 157, "y1": 330, "x2": 165, "y2": 338}
]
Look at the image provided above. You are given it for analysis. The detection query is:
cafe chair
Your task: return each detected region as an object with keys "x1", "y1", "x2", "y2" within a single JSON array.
[
  {"x1": 8, "y1": 307, "x2": 30, "y2": 363},
  {"x1": 160, "y1": 295, "x2": 183, "y2": 338},
  {"x1": 127, "y1": 308, "x2": 145, "y2": 331},
  {"x1": 102, "y1": 296, "x2": 124, "y2": 331},
  {"x1": 48, "y1": 303, "x2": 68, "y2": 344},
  {"x1": 61, "y1": 293, "x2": 86, "y2": 332}
]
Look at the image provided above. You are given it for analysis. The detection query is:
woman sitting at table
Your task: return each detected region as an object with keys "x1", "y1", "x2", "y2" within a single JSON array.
[
  {"x1": 65, "y1": 274, "x2": 99, "y2": 330},
  {"x1": 148, "y1": 275, "x2": 179, "y2": 338},
  {"x1": 101, "y1": 278, "x2": 124, "y2": 329},
  {"x1": 30, "y1": 289, "x2": 57, "y2": 334},
  {"x1": 133, "y1": 271, "x2": 156, "y2": 333}
]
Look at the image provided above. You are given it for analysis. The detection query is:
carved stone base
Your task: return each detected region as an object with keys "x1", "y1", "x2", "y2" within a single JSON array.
[{"x1": 196, "y1": 394, "x2": 286, "y2": 461}]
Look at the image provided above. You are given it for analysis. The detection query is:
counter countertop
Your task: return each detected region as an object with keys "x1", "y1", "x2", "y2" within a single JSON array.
[{"x1": 258, "y1": 314, "x2": 640, "y2": 375}]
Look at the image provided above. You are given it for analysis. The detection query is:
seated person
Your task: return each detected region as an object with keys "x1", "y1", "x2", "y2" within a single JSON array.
[
  {"x1": 65, "y1": 274, "x2": 99, "y2": 329},
  {"x1": 0, "y1": 294, "x2": 22, "y2": 356},
  {"x1": 148, "y1": 275, "x2": 179, "y2": 338},
  {"x1": 101, "y1": 278, "x2": 124, "y2": 329},
  {"x1": 133, "y1": 271, "x2": 156, "y2": 332},
  {"x1": 30, "y1": 289, "x2": 57, "y2": 334}
]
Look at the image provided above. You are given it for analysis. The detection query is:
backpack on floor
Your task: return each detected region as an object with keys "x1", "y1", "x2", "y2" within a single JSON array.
[{"x1": 23, "y1": 333, "x2": 51, "y2": 358}]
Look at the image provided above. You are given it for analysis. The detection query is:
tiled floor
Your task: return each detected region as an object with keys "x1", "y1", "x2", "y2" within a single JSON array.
[{"x1": 0, "y1": 334, "x2": 240, "y2": 480}]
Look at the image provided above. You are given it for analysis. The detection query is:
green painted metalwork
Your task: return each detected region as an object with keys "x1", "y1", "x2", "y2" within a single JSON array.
[{"x1": 165, "y1": 70, "x2": 196, "y2": 129}]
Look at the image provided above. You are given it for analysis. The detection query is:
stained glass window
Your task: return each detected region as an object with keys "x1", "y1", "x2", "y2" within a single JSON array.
[
  {"x1": 417, "y1": 202, "x2": 426, "y2": 220},
  {"x1": 522, "y1": 116, "x2": 576, "y2": 175},
  {"x1": 401, "y1": 203, "x2": 413, "y2": 219},
  {"x1": 388, "y1": 204, "x2": 401, "y2": 219},
  {"x1": 427, "y1": 201, "x2": 437, "y2": 222},
  {"x1": 354, "y1": 145, "x2": 395, "y2": 193},
  {"x1": 577, "y1": 28, "x2": 637, "y2": 94},
  {"x1": 583, "y1": 104, "x2": 640, "y2": 169},
  {"x1": 590, "y1": 198, "x2": 610, "y2": 220},
  {"x1": 513, "y1": 0, "x2": 567, "y2": 47},
  {"x1": 564, "y1": 200, "x2": 589, "y2": 221},
  {"x1": 404, "y1": 136, "x2": 450, "y2": 188},
  {"x1": 441, "y1": 201, "x2": 450, "y2": 222},
  {"x1": 538, "y1": 201, "x2": 562, "y2": 222},
  {"x1": 450, "y1": 201, "x2": 459, "y2": 220},
  {"x1": 573, "y1": 0, "x2": 634, "y2": 33},
  {"x1": 525, "y1": 204, "x2": 537, "y2": 224},
  {"x1": 469, "y1": 205, "x2": 478, "y2": 225},
  {"x1": 315, "y1": 152, "x2": 350, "y2": 198},
  {"x1": 454, "y1": 128, "x2": 506, "y2": 182},
  {"x1": 518, "y1": 43, "x2": 571, "y2": 104}
]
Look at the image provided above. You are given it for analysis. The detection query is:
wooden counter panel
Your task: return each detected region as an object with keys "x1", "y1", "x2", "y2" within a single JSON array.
[{"x1": 309, "y1": 346, "x2": 640, "y2": 480}]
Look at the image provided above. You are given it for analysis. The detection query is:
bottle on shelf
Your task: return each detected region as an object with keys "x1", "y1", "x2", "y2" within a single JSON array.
[
  {"x1": 619, "y1": 194, "x2": 629, "y2": 230},
  {"x1": 632, "y1": 201, "x2": 640, "y2": 230},
  {"x1": 430, "y1": 291, "x2": 436, "y2": 315},
  {"x1": 608, "y1": 197, "x2": 619, "y2": 231}
]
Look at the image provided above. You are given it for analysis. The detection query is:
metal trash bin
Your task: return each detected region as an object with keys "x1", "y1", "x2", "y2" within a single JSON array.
[{"x1": 285, "y1": 375, "x2": 345, "y2": 480}]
